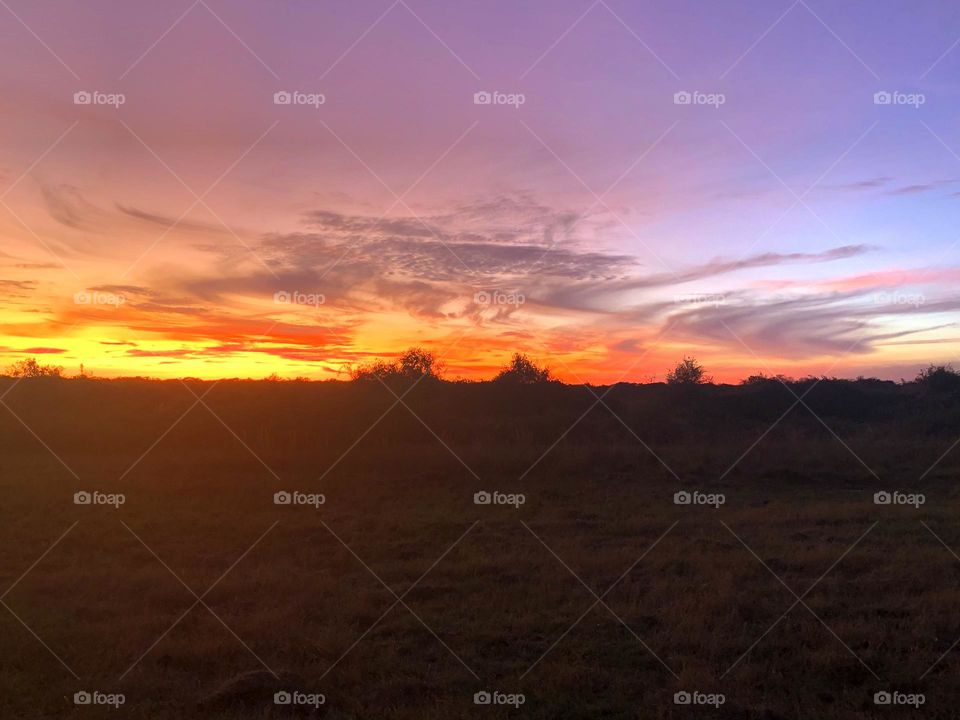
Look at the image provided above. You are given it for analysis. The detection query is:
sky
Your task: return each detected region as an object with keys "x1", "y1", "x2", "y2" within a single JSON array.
[{"x1": 0, "y1": 0, "x2": 959, "y2": 383}]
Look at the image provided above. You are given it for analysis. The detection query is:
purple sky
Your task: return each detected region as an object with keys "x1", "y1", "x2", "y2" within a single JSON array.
[{"x1": 0, "y1": 0, "x2": 958, "y2": 380}]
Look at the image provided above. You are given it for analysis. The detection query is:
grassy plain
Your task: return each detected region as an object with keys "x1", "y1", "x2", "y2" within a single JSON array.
[{"x1": 0, "y1": 377, "x2": 958, "y2": 718}]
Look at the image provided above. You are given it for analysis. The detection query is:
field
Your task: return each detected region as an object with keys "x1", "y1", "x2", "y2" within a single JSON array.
[{"x1": 1, "y1": 376, "x2": 959, "y2": 718}]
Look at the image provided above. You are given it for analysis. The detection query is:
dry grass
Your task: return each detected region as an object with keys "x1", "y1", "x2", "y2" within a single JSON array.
[{"x1": 0, "y1": 377, "x2": 958, "y2": 718}]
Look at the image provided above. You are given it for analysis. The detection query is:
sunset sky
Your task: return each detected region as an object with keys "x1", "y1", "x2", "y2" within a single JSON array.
[{"x1": 1, "y1": 0, "x2": 959, "y2": 382}]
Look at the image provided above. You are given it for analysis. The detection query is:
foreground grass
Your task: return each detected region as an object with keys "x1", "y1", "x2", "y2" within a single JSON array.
[{"x1": 0, "y1": 378, "x2": 958, "y2": 718}]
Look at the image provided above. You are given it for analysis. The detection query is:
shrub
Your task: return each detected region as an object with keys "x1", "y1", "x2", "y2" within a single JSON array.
[
  {"x1": 915, "y1": 364, "x2": 960, "y2": 393},
  {"x1": 666, "y1": 357, "x2": 710, "y2": 385},
  {"x1": 350, "y1": 359, "x2": 398, "y2": 382},
  {"x1": 5, "y1": 358, "x2": 63, "y2": 378},
  {"x1": 740, "y1": 372, "x2": 792, "y2": 386},
  {"x1": 493, "y1": 353, "x2": 553, "y2": 384},
  {"x1": 350, "y1": 348, "x2": 443, "y2": 382}
]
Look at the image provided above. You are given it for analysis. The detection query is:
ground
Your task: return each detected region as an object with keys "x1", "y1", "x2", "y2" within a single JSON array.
[{"x1": 0, "y1": 377, "x2": 958, "y2": 718}]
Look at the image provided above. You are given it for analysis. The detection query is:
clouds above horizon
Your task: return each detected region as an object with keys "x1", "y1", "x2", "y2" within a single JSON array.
[
  {"x1": 31, "y1": 193, "x2": 948, "y2": 367},
  {"x1": 3, "y1": 179, "x2": 957, "y2": 378}
]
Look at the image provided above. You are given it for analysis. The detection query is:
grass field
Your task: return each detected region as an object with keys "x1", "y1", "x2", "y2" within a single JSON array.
[{"x1": 1, "y1": 376, "x2": 959, "y2": 718}]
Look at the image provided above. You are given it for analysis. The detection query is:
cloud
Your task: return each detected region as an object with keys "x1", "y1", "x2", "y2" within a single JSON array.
[
  {"x1": 181, "y1": 196, "x2": 640, "y2": 321},
  {"x1": 19, "y1": 186, "x2": 946, "y2": 374},
  {"x1": 125, "y1": 348, "x2": 195, "y2": 358},
  {"x1": 537, "y1": 245, "x2": 875, "y2": 312},
  {"x1": 818, "y1": 177, "x2": 959, "y2": 198},
  {"x1": 0, "y1": 279, "x2": 37, "y2": 291},
  {"x1": 157, "y1": 195, "x2": 878, "y2": 337},
  {"x1": 22, "y1": 347, "x2": 67, "y2": 354},
  {"x1": 885, "y1": 180, "x2": 955, "y2": 196},
  {"x1": 116, "y1": 205, "x2": 233, "y2": 237},
  {"x1": 304, "y1": 194, "x2": 582, "y2": 248},
  {"x1": 610, "y1": 338, "x2": 642, "y2": 353},
  {"x1": 40, "y1": 184, "x2": 108, "y2": 231},
  {"x1": 663, "y1": 290, "x2": 960, "y2": 357},
  {"x1": 823, "y1": 177, "x2": 891, "y2": 192},
  {"x1": 0, "y1": 279, "x2": 38, "y2": 301}
]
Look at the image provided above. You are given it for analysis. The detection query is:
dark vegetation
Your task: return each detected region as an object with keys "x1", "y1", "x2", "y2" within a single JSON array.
[{"x1": 0, "y1": 354, "x2": 959, "y2": 718}]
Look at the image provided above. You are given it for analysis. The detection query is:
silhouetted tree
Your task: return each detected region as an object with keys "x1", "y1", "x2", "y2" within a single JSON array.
[
  {"x1": 666, "y1": 356, "x2": 709, "y2": 385},
  {"x1": 5, "y1": 358, "x2": 63, "y2": 378},
  {"x1": 397, "y1": 347, "x2": 443, "y2": 380},
  {"x1": 493, "y1": 353, "x2": 552, "y2": 384}
]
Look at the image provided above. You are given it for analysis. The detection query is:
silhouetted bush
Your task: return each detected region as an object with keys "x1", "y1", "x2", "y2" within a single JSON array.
[
  {"x1": 351, "y1": 359, "x2": 398, "y2": 382},
  {"x1": 397, "y1": 347, "x2": 443, "y2": 380},
  {"x1": 740, "y1": 373, "x2": 792, "y2": 386},
  {"x1": 915, "y1": 364, "x2": 960, "y2": 394},
  {"x1": 493, "y1": 353, "x2": 553, "y2": 384},
  {"x1": 4, "y1": 358, "x2": 63, "y2": 378},
  {"x1": 350, "y1": 347, "x2": 443, "y2": 383},
  {"x1": 666, "y1": 357, "x2": 710, "y2": 385}
]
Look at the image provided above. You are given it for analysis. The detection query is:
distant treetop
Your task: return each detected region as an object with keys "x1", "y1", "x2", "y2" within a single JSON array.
[
  {"x1": 4, "y1": 358, "x2": 63, "y2": 378},
  {"x1": 351, "y1": 347, "x2": 443, "y2": 382},
  {"x1": 493, "y1": 353, "x2": 553, "y2": 384},
  {"x1": 666, "y1": 356, "x2": 710, "y2": 385}
]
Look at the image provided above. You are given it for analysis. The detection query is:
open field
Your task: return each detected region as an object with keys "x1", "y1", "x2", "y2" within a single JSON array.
[{"x1": 1, "y1": 377, "x2": 959, "y2": 718}]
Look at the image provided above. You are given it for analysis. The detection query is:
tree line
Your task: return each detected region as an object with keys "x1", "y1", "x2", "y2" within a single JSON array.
[{"x1": 4, "y1": 350, "x2": 959, "y2": 390}]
